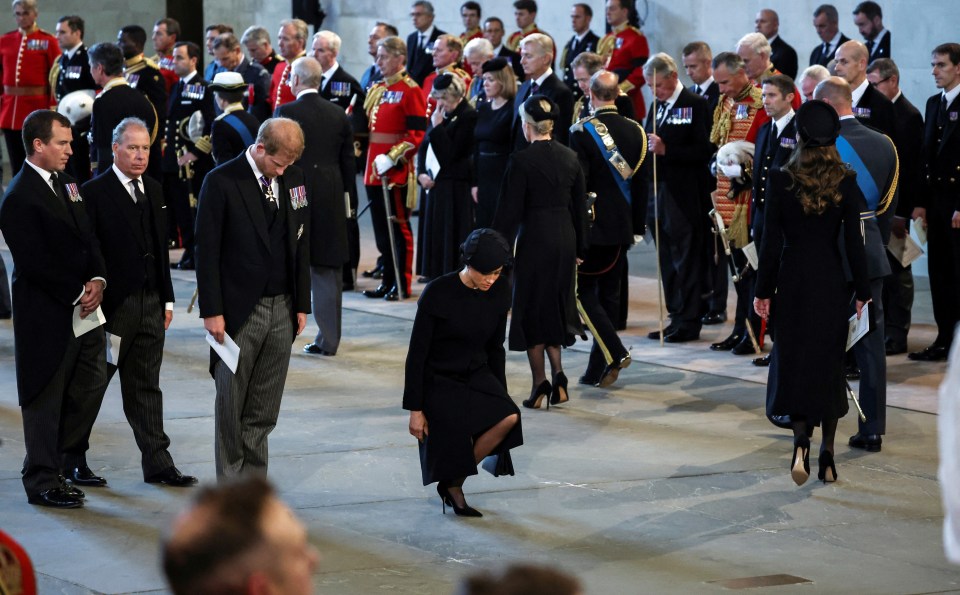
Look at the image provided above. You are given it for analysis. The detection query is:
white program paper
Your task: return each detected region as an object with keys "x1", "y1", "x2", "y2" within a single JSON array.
[
  {"x1": 887, "y1": 233, "x2": 924, "y2": 267},
  {"x1": 205, "y1": 332, "x2": 240, "y2": 374},
  {"x1": 913, "y1": 216, "x2": 927, "y2": 245},
  {"x1": 741, "y1": 241, "x2": 759, "y2": 270},
  {"x1": 846, "y1": 303, "x2": 870, "y2": 351},
  {"x1": 105, "y1": 333, "x2": 121, "y2": 365},
  {"x1": 425, "y1": 144, "x2": 441, "y2": 178},
  {"x1": 73, "y1": 305, "x2": 105, "y2": 338}
]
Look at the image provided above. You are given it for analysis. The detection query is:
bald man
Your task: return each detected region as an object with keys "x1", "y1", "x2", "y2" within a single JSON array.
[
  {"x1": 834, "y1": 40, "x2": 895, "y2": 138},
  {"x1": 756, "y1": 8, "x2": 797, "y2": 79}
]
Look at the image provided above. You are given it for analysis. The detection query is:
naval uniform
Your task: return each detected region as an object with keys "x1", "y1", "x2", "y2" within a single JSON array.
[{"x1": 53, "y1": 44, "x2": 97, "y2": 184}]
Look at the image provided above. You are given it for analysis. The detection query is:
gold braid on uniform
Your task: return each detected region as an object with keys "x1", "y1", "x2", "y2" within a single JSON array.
[
  {"x1": 632, "y1": 120, "x2": 648, "y2": 175},
  {"x1": 710, "y1": 84, "x2": 763, "y2": 146},
  {"x1": 877, "y1": 133, "x2": 899, "y2": 216}
]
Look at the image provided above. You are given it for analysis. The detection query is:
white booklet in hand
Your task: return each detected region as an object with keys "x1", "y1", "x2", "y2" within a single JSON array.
[
  {"x1": 105, "y1": 332, "x2": 121, "y2": 365},
  {"x1": 73, "y1": 305, "x2": 105, "y2": 338},
  {"x1": 205, "y1": 332, "x2": 240, "y2": 374},
  {"x1": 741, "y1": 241, "x2": 759, "y2": 270},
  {"x1": 887, "y1": 233, "x2": 924, "y2": 267},
  {"x1": 846, "y1": 303, "x2": 871, "y2": 351}
]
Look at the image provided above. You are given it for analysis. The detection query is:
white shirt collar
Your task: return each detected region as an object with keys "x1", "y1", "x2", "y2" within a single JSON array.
[
  {"x1": 827, "y1": 31, "x2": 842, "y2": 50},
  {"x1": 696, "y1": 76, "x2": 714, "y2": 93},
  {"x1": 840, "y1": 114, "x2": 857, "y2": 121},
  {"x1": 419, "y1": 25, "x2": 435, "y2": 41},
  {"x1": 943, "y1": 83, "x2": 960, "y2": 107},
  {"x1": 321, "y1": 63, "x2": 339, "y2": 87},
  {"x1": 891, "y1": 90, "x2": 902, "y2": 104},
  {"x1": 573, "y1": 31, "x2": 590, "y2": 44},
  {"x1": 111, "y1": 164, "x2": 143, "y2": 202},
  {"x1": 767, "y1": 33, "x2": 780, "y2": 44},
  {"x1": 180, "y1": 71, "x2": 197, "y2": 84},
  {"x1": 774, "y1": 109, "x2": 795, "y2": 136},
  {"x1": 63, "y1": 43, "x2": 82, "y2": 59},
  {"x1": 869, "y1": 28, "x2": 888, "y2": 52},
  {"x1": 851, "y1": 78, "x2": 869, "y2": 106},
  {"x1": 245, "y1": 146, "x2": 278, "y2": 195},
  {"x1": 533, "y1": 67, "x2": 554, "y2": 87},
  {"x1": 25, "y1": 159, "x2": 54, "y2": 189},
  {"x1": 665, "y1": 81, "x2": 683, "y2": 106},
  {"x1": 296, "y1": 88, "x2": 319, "y2": 98},
  {"x1": 493, "y1": 43, "x2": 504, "y2": 54}
]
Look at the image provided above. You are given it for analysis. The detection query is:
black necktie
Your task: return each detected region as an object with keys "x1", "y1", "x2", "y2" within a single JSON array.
[
  {"x1": 822, "y1": 42, "x2": 830, "y2": 59},
  {"x1": 865, "y1": 39, "x2": 875, "y2": 55},
  {"x1": 50, "y1": 171, "x2": 63, "y2": 201},
  {"x1": 769, "y1": 121, "x2": 778, "y2": 147},
  {"x1": 260, "y1": 175, "x2": 278, "y2": 212},
  {"x1": 693, "y1": 84, "x2": 701, "y2": 95},
  {"x1": 131, "y1": 179, "x2": 147, "y2": 205}
]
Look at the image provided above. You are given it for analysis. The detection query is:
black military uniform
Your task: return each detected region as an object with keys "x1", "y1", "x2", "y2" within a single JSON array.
[
  {"x1": 853, "y1": 80, "x2": 896, "y2": 138},
  {"x1": 560, "y1": 31, "x2": 599, "y2": 98},
  {"x1": 89, "y1": 79, "x2": 157, "y2": 175},
  {"x1": 53, "y1": 44, "x2": 97, "y2": 183},
  {"x1": 163, "y1": 73, "x2": 215, "y2": 269},
  {"x1": 569, "y1": 105, "x2": 647, "y2": 385},
  {"x1": 124, "y1": 55, "x2": 168, "y2": 183},
  {"x1": 210, "y1": 106, "x2": 260, "y2": 165}
]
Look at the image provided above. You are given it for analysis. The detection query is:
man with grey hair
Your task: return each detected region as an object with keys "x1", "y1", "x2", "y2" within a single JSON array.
[
  {"x1": 81, "y1": 117, "x2": 197, "y2": 488},
  {"x1": 406, "y1": 1, "x2": 444, "y2": 86},
  {"x1": 269, "y1": 18, "x2": 308, "y2": 111},
  {"x1": 514, "y1": 32, "x2": 573, "y2": 147},
  {"x1": 464, "y1": 37, "x2": 494, "y2": 101},
  {"x1": 213, "y1": 32, "x2": 271, "y2": 121},
  {"x1": 810, "y1": 4, "x2": 851, "y2": 67},
  {"x1": 241, "y1": 25, "x2": 283, "y2": 74},
  {"x1": 736, "y1": 32, "x2": 775, "y2": 84},
  {"x1": 642, "y1": 52, "x2": 713, "y2": 344},
  {"x1": 755, "y1": 8, "x2": 797, "y2": 79},
  {"x1": 798, "y1": 64, "x2": 830, "y2": 102},
  {"x1": 312, "y1": 30, "x2": 364, "y2": 113},
  {"x1": 277, "y1": 57, "x2": 356, "y2": 357}
]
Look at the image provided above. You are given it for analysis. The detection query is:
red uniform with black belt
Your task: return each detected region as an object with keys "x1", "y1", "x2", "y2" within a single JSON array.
[
  {"x1": 599, "y1": 23, "x2": 649, "y2": 120},
  {"x1": 363, "y1": 70, "x2": 426, "y2": 296}
]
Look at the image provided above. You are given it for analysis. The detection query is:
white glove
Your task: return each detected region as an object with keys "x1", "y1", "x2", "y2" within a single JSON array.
[
  {"x1": 720, "y1": 163, "x2": 743, "y2": 179},
  {"x1": 374, "y1": 154, "x2": 395, "y2": 175}
]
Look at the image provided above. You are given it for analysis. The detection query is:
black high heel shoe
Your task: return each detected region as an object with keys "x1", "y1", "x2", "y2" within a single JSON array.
[
  {"x1": 818, "y1": 451, "x2": 837, "y2": 483},
  {"x1": 791, "y1": 436, "x2": 810, "y2": 486},
  {"x1": 550, "y1": 372, "x2": 569, "y2": 405},
  {"x1": 437, "y1": 482, "x2": 483, "y2": 517},
  {"x1": 522, "y1": 380, "x2": 552, "y2": 409}
]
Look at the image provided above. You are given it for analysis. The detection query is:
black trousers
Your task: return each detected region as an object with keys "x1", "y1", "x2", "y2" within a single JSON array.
[
  {"x1": 366, "y1": 183, "x2": 413, "y2": 295},
  {"x1": 164, "y1": 173, "x2": 197, "y2": 262},
  {"x1": 650, "y1": 182, "x2": 704, "y2": 334},
  {"x1": 579, "y1": 245, "x2": 629, "y2": 377},
  {"x1": 882, "y1": 225, "x2": 914, "y2": 346},
  {"x1": 925, "y1": 196, "x2": 960, "y2": 347}
]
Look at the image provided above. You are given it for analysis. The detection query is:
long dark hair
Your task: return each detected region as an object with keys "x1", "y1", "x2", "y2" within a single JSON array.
[{"x1": 783, "y1": 143, "x2": 850, "y2": 215}]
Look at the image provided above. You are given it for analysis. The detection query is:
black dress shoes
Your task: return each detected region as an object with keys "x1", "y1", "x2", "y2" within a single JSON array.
[
  {"x1": 171, "y1": 260, "x2": 195, "y2": 271},
  {"x1": 884, "y1": 340, "x2": 907, "y2": 356},
  {"x1": 579, "y1": 370, "x2": 601, "y2": 385},
  {"x1": 848, "y1": 432, "x2": 882, "y2": 452},
  {"x1": 146, "y1": 466, "x2": 198, "y2": 487},
  {"x1": 730, "y1": 336, "x2": 757, "y2": 355},
  {"x1": 664, "y1": 328, "x2": 700, "y2": 343},
  {"x1": 908, "y1": 344, "x2": 949, "y2": 362},
  {"x1": 752, "y1": 354, "x2": 771, "y2": 367},
  {"x1": 361, "y1": 266, "x2": 383, "y2": 279},
  {"x1": 701, "y1": 311, "x2": 727, "y2": 325},
  {"x1": 597, "y1": 353, "x2": 631, "y2": 388},
  {"x1": 28, "y1": 487, "x2": 83, "y2": 508},
  {"x1": 384, "y1": 286, "x2": 407, "y2": 301},
  {"x1": 647, "y1": 326, "x2": 676, "y2": 340},
  {"x1": 844, "y1": 364, "x2": 861, "y2": 380},
  {"x1": 58, "y1": 476, "x2": 85, "y2": 499},
  {"x1": 710, "y1": 332, "x2": 742, "y2": 351},
  {"x1": 68, "y1": 465, "x2": 107, "y2": 487},
  {"x1": 303, "y1": 343, "x2": 335, "y2": 356},
  {"x1": 363, "y1": 284, "x2": 391, "y2": 298}
]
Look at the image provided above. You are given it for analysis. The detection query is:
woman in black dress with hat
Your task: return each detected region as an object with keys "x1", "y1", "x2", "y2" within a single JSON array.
[
  {"x1": 754, "y1": 100, "x2": 870, "y2": 486},
  {"x1": 404, "y1": 229, "x2": 522, "y2": 517},
  {"x1": 472, "y1": 57, "x2": 516, "y2": 229},
  {"x1": 493, "y1": 95, "x2": 588, "y2": 409}
]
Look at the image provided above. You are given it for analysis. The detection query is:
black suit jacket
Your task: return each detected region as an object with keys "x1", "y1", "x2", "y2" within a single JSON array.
[
  {"x1": 867, "y1": 31, "x2": 891, "y2": 61},
  {"x1": 891, "y1": 93, "x2": 923, "y2": 217},
  {"x1": 211, "y1": 108, "x2": 261, "y2": 165},
  {"x1": 0, "y1": 166, "x2": 106, "y2": 404},
  {"x1": 560, "y1": 31, "x2": 600, "y2": 96},
  {"x1": 90, "y1": 84, "x2": 157, "y2": 175},
  {"x1": 81, "y1": 169, "x2": 174, "y2": 319},
  {"x1": 854, "y1": 82, "x2": 896, "y2": 138},
  {"x1": 769, "y1": 36, "x2": 799, "y2": 79},
  {"x1": 234, "y1": 57, "x2": 273, "y2": 122},
  {"x1": 641, "y1": 87, "x2": 713, "y2": 222},
  {"x1": 691, "y1": 81, "x2": 720, "y2": 118},
  {"x1": 570, "y1": 107, "x2": 647, "y2": 242},
  {"x1": 496, "y1": 46, "x2": 524, "y2": 82},
  {"x1": 921, "y1": 92, "x2": 960, "y2": 212},
  {"x1": 276, "y1": 92, "x2": 356, "y2": 267},
  {"x1": 752, "y1": 116, "x2": 797, "y2": 215},
  {"x1": 406, "y1": 27, "x2": 445, "y2": 86},
  {"x1": 809, "y1": 33, "x2": 851, "y2": 66},
  {"x1": 196, "y1": 154, "x2": 311, "y2": 340},
  {"x1": 513, "y1": 72, "x2": 575, "y2": 148}
]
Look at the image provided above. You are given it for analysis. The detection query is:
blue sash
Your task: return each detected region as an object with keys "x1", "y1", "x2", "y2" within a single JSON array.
[
  {"x1": 836, "y1": 136, "x2": 880, "y2": 211},
  {"x1": 223, "y1": 113, "x2": 255, "y2": 148},
  {"x1": 584, "y1": 121, "x2": 632, "y2": 204}
]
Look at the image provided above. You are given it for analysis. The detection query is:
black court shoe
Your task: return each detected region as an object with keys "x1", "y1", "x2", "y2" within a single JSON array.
[
  {"x1": 437, "y1": 482, "x2": 482, "y2": 517},
  {"x1": 551, "y1": 372, "x2": 569, "y2": 405},
  {"x1": 523, "y1": 380, "x2": 552, "y2": 409},
  {"x1": 791, "y1": 436, "x2": 810, "y2": 486},
  {"x1": 818, "y1": 451, "x2": 837, "y2": 483}
]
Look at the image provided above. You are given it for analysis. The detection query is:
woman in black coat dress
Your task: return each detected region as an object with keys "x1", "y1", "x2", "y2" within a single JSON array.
[
  {"x1": 493, "y1": 95, "x2": 588, "y2": 409},
  {"x1": 404, "y1": 229, "x2": 521, "y2": 517},
  {"x1": 417, "y1": 73, "x2": 477, "y2": 280},
  {"x1": 754, "y1": 101, "x2": 870, "y2": 486},
  {"x1": 471, "y1": 58, "x2": 516, "y2": 229}
]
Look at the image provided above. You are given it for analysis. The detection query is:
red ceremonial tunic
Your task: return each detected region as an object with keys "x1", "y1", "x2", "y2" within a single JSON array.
[
  {"x1": 269, "y1": 52, "x2": 304, "y2": 111},
  {"x1": 363, "y1": 71, "x2": 426, "y2": 188},
  {"x1": 599, "y1": 24, "x2": 649, "y2": 120},
  {"x1": 151, "y1": 53, "x2": 179, "y2": 94},
  {"x1": 0, "y1": 27, "x2": 59, "y2": 129}
]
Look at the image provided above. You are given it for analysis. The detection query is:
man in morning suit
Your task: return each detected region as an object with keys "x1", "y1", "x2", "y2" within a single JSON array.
[
  {"x1": 809, "y1": 4, "x2": 850, "y2": 67},
  {"x1": 868, "y1": 58, "x2": 922, "y2": 355},
  {"x1": 209, "y1": 72, "x2": 261, "y2": 165},
  {"x1": 755, "y1": 9, "x2": 797, "y2": 80},
  {"x1": 853, "y1": 2, "x2": 890, "y2": 61},
  {"x1": 570, "y1": 70, "x2": 646, "y2": 387},
  {"x1": 88, "y1": 42, "x2": 157, "y2": 176},
  {"x1": 196, "y1": 117, "x2": 311, "y2": 480},
  {"x1": 514, "y1": 33, "x2": 574, "y2": 148},
  {"x1": 834, "y1": 41, "x2": 895, "y2": 138},
  {"x1": 910, "y1": 43, "x2": 960, "y2": 364},
  {"x1": 406, "y1": 1, "x2": 444, "y2": 87},
  {"x1": 816, "y1": 77, "x2": 899, "y2": 452},
  {"x1": 211, "y1": 32, "x2": 272, "y2": 122},
  {"x1": 81, "y1": 118, "x2": 197, "y2": 487},
  {"x1": 163, "y1": 41, "x2": 215, "y2": 270},
  {"x1": 277, "y1": 57, "x2": 356, "y2": 357},
  {"x1": 0, "y1": 110, "x2": 109, "y2": 508},
  {"x1": 642, "y1": 53, "x2": 713, "y2": 342},
  {"x1": 53, "y1": 15, "x2": 96, "y2": 184},
  {"x1": 560, "y1": 3, "x2": 599, "y2": 99},
  {"x1": 484, "y1": 17, "x2": 523, "y2": 82}
]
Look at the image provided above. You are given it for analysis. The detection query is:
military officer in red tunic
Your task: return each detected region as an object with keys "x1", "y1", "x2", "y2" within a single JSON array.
[
  {"x1": 506, "y1": 0, "x2": 552, "y2": 53},
  {"x1": 362, "y1": 36, "x2": 426, "y2": 302},
  {"x1": 150, "y1": 18, "x2": 180, "y2": 94},
  {"x1": 422, "y1": 34, "x2": 470, "y2": 117},
  {"x1": 268, "y1": 19, "x2": 307, "y2": 112},
  {"x1": 0, "y1": 0, "x2": 59, "y2": 176},
  {"x1": 598, "y1": 0, "x2": 649, "y2": 120}
]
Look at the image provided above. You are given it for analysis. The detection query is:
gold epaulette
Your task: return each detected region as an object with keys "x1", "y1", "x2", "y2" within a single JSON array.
[
  {"x1": 143, "y1": 56, "x2": 159, "y2": 69},
  {"x1": 628, "y1": 25, "x2": 644, "y2": 36},
  {"x1": 597, "y1": 34, "x2": 615, "y2": 58},
  {"x1": 363, "y1": 82, "x2": 386, "y2": 114},
  {"x1": 631, "y1": 118, "x2": 648, "y2": 174},
  {"x1": 450, "y1": 67, "x2": 470, "y2": 80},
  {"x1": 402, "y1": 74, "x2": 419, "y2": 89},
  {"x1": 572, "y1": 96, "x2": 586, "y2": 127}
]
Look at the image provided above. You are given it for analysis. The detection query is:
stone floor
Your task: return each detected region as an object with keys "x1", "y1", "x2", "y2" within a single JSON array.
[{"x1": 0, "y1": 215, "x2": 958, "y2": 594}]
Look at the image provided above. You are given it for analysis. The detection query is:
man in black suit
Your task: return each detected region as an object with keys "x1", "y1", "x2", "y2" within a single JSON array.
[
  {"x1": 910, "y1": 43, "x2": 960, "y2": 363},
  {"x1": 755, "y1": 9, "x2": 797, "y2": 80},
  {"x1": 835, "y1": 40, "x2": 895, "y2": 138},
  {"x1": 560, "y1": 3, "x2": 599, "y2": 98},
  {"x1": 682, "y1": 41, "x2": 719, "y2": 114},
  {"x1": 853, "y1": 1, "x2": 890, "y2": 61},
  {"x1": 212, "y1": 32, "x2": 272, "y2": 122},
  {"x1": 406, "y1": 1, "x2": 444, "y2": 86},
  {"x1": 868, "y1": 58, "x2": 922, "y2": 355},
  {"x1": 81, "y1": 117, "x2": 197, "y2": 487},
  {"x1": 484, "y1": 16, "x2": 523, "y2": 81},
  {"x1": 118, "y1": 25, "x2": 167, "y2": 183},
  {"x1": 88, "y1": 43, "x2": 157, "y2": 176},
  {"x1": 816, "y1": 77, "x2": 899, "y2": 452},
  {"x1": 54, "y1": 15, "x2": 96, "y2": 184},
  {"x1": 0, "y1": 110, "x2": 109, "y2": 508},
  {"x1": 810, "y1": 4, "x2": 850, "y2": 67},
  {"x1": 513, "y1": 33, "x2": 573, "y2": 148},
  {"x1": 209, "y1": 72, "x2": 261, "y2": 165},
  {"x1": 277, "y1": 57, "x2": 356, "y2": 357},
  {"x1": 196, "y1": 117, "x2": 311, "y2": 480},
  {"x1": 570, "y1": 70, "x2": 646, "y2": 387},
  {"x1": 163, "y1": 41, "x2": 216, "y2": 270},
  {"x1": 642, "y1": 53, "x2": 713, "y2": 342}
]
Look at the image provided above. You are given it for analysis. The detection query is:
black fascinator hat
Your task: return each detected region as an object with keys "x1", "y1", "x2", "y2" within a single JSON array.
[{"x1": 795, "y1": 100, "x2": 840, "y2": 147}]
